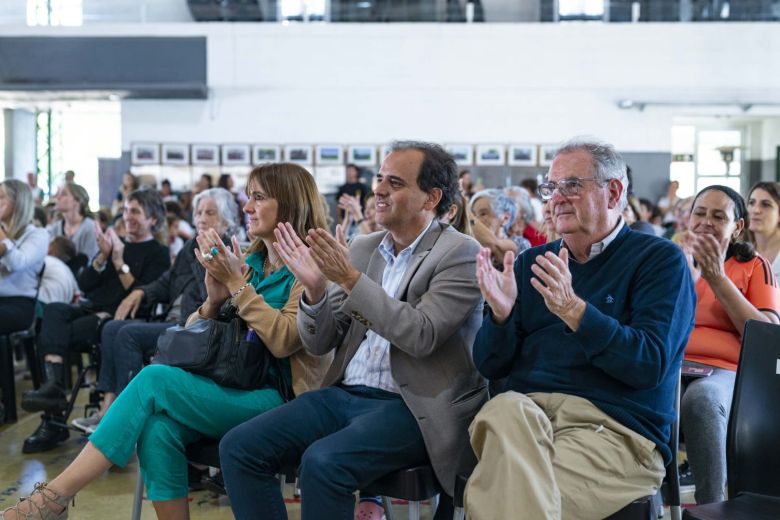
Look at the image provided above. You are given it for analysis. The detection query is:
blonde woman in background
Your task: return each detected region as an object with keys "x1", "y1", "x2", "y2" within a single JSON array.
[
  {"x1": 0, "y1": 180, "x2": 48, "y2": 335},
  {"x1": 47, "y1": 182, "x2": 99, "y2": 261}
]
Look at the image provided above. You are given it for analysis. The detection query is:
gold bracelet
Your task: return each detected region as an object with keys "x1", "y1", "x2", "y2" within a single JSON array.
[{"x1": 230, "y1": 282, "x2": 251, "y2": 304}]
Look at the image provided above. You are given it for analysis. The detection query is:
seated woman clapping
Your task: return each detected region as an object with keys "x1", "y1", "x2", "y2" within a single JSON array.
[
  {"x1": 678, "y1": 185, "x2": 780, "y2": 504},
  {"x1": 71, "y1": 187, "x2": 240, "y2": 434},
  {"x1": 2, "y1": 163, "x2": 332, "y2": 520},
  {"x1": 0, "y1": 180, "x2": 48, "y2": 335}
]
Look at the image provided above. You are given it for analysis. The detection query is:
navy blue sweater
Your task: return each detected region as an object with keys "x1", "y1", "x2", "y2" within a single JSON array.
[{"x1": 473, "y1": 226, "x2": 696, "y2": 464}]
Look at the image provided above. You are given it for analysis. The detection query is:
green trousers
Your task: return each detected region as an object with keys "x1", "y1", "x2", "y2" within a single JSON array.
[{"x1": 89, "y1": 364, "x2": 283, "y2": 500}]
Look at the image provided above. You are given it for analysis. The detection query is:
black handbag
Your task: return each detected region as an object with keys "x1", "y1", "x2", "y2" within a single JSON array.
[{"x1": 153, "y1": 302, "x2": 293, "y2": 399}]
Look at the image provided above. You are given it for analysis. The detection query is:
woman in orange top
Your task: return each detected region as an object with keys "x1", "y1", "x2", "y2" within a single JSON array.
[{"x1": 679, "y1": 185, "x2": 780, "y2": 504}]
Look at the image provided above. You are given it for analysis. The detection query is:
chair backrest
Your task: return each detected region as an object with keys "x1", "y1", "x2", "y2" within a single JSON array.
[{"x1": 727, "y1": 320, "x2": 780, "y2": 498}]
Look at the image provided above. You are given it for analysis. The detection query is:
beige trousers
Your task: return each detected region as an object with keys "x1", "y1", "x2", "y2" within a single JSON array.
[{"x1": 464, "y1": 392, "x2": 665, "y2": 520}]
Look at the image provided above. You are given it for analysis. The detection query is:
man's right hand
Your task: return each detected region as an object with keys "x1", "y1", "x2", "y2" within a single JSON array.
[
  {"x1": 274, "y1": 222, "x2": 327, "y2": 304},
  {"x1": 476, "y1": 247, "x2": 517, "y2": 324},
  {"x1": 114, "y1": 289, "x2": 144, "y2": 320}
]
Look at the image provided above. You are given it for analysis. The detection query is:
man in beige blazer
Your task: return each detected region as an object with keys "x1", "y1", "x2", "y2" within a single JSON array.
[{"x1": 219, "y1": 141, "x2": 486, "y2": 520}]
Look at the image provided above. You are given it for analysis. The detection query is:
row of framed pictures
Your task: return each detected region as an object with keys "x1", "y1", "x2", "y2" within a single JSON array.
[
  {"x1": 131, "y1": 143, "x2": 384, "y2": 167},
  {"x1": 131, "y1": 142, "x2": 559, "y2": 168}
]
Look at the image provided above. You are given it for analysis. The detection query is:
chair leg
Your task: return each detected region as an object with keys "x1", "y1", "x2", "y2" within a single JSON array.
[
  {"x1": 382, "y1": 495, "x2": 395, "y2": 520},
  {"x1": 452, "y1": 506, "x2": 465, "y2": 520},
  {"x1": 431, "y1": 493, "x2": 440, "y2": 514},
  {"x1": 408, "y1": 500, "x2": 420, "y2": 520},
  {"x1": 24, "y1": 336, "x2": 42, "y2": 389},
  {"x1": 669, "y1": 505, "x2": 681, "y2": 520},
  {"x1": 131, "y1": 465, "x2": 144, "y2": 520},
  {"x1": 0, "y1": 336, "x2": 18, "y2": 423}
]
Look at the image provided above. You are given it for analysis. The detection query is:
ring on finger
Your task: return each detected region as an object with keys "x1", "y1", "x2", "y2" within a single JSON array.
[
  {"x1": 203, "y1": 252, "x2": 214, "y2": 262},
  {"x1": 210, "y1": 246, "x2": 219, "y2": 256}
]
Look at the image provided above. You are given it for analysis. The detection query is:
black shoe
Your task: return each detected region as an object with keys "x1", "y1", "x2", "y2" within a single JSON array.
[
  {"x1": 188, "y1": 464, "x2": 209, "y2": 492},
  {"x1": 679, "y1": 461, "x2": 695, "y2": 491},
  {"x1": 22, "y1": 416, "x2": 70, "y2": 454},
  {"x1": 201, "y1": 472, "x2": 226, "y2": 496},
  {"x1": 21, "y1": 384, "x2": 67, "y2": 413},
  {"x1": 21, "y1": 362, "x2": 67, "y2": 413}
]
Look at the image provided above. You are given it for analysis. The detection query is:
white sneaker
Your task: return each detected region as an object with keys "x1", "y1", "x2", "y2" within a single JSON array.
[{"x1": 72, "y1": 413, "x2": 101, "y2": 434}]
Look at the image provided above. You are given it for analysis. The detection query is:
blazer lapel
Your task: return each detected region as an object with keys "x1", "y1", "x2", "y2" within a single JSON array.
[{"x1": 396, "y1": 221, "x2": 442, "y2": 301}]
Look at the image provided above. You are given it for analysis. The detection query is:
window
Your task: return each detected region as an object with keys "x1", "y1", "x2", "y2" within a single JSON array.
[
  {"x1": 27, "y1": 0, "x2": 83, "y2": 26},
  {"x1": 279, "y1": 0, "x2": 327, "y2": 22},
  {"x1": 559, "y1": 0, "x2": 604, "y2": 20},
  {"x1": 670, "y1": 125, "x2": 744, "y2": 198}
]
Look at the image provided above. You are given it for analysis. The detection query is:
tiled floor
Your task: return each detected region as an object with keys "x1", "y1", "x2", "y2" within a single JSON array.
[
  {"x1": 0, "y1": 368, "x2": 438, "y2": 519},
  {"x1": 2, "y1": 365, "x2": 692, "y2": 519}
]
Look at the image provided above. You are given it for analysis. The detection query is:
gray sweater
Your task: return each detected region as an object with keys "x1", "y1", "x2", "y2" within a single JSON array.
[{"x1": 47, "y1": 217, "x2": 99, "y2": 260}]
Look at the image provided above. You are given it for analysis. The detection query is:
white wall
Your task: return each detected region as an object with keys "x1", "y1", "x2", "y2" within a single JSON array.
[{"x1": 3, "y1": 22, "x2": 780, "y2": 156}]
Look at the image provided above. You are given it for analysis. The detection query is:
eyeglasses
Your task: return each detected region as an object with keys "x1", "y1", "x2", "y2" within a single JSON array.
[{"x1": 537, "y1": 177, "x2": 604, "y2": 201}]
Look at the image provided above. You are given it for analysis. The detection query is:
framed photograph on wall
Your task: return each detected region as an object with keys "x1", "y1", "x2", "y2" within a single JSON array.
[
  {"x1": 131, "y1": 143, "x2": 159, "y2": 165},
  {"x1": 161, "y1": 144, "x2": 189, "y2": 166},
  {"x1": 348, "y1": 145, "x2": 377, "y2": 166},
  {"x1": 285, "y1": 145, "x2": 312, "y2": 165},
  {"x1": 191, "y1": 144, "x2": 220, "y2": 166},
  {"x1": 252, "y1": 145, "x2": 280, "y2": 165},
  {"x1": 221, "y1": 144, "x2": 251, "y2": 166},
  {"x1": 538, "y1": 144, "x2": 558, "y2": 167},
  {"x1": 508, "y1": 144, "x2": 538, "y2": 167},
  {"x1": 475, "y1": 144, "x2": 505, "y2": 166},
  {"x1": 445, "y1": 144, "x2": 473, "y2": 166},
  {"x1": 316, "y1": 145, "x2": 344, "y2": 166}
]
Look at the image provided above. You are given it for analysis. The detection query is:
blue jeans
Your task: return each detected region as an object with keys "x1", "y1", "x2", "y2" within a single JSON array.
[
  {"x1": 680, "y1": 365, "x2": 736, "y2": 504},
  {"x1": 220, "y1": 385, "x2": 429, "y2": 520},
  {"x1": 97, "y1": 320, "x2": 172, "y2": 394}
]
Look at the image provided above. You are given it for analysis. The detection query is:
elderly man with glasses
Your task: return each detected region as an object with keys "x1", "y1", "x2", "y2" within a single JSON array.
[{"x1": 465, "y1": 137, "x2": 697, "y2": 520}]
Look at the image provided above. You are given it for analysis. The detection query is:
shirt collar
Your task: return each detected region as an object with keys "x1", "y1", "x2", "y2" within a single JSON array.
[
  {"x1": 378, "y1": 218, "x2": 435, "y2": 262},
  {"x1": 586, "y1": 216, "x2": 625, "y2": 260},
  {"x1": 562, "y1": 216, "x2": 625, "y2": 262}
]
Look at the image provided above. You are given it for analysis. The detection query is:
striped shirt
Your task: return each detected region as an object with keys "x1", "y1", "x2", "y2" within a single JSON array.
[{"x1": 340, "y1": 219, "x2": 434, "y2": 393}]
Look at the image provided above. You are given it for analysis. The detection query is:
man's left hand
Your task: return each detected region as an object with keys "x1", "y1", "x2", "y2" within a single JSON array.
[
  {"x1": 530, "y1": 248, "x2": 586, "y2": 330},
  {"x1": 306, "y1": 225, "x2": 361, "y2": 292}
]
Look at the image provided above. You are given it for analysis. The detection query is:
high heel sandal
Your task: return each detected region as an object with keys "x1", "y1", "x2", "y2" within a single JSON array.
[{"x1": 1, "y1": 482, "x2": 74, "y2": 520}]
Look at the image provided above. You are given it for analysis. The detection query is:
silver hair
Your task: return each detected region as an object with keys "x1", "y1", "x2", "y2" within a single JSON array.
[
  {"x1": 469, "y1": 188, "x2": 517, "y2": 235},
  {"x1": 192, "y1": 187, "x2": 240, "y2": 237},
  {"x1": 504, "y1": 186, "x2": 534, "y2": 226},
  {"x1": 554, "y1": 136, "x2": 628, "y2": 210}
]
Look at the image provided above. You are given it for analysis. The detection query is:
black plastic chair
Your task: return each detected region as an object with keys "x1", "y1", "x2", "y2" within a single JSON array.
[
  {"x1": 682, "y1": 320, "x2": 780, "y2": 520},
  {"x1": 363, "y1": 464, "x2": 442, "y2": 520}
]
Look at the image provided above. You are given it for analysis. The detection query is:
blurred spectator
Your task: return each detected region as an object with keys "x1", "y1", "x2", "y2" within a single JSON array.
[
  {"x1": 194, "y1": 173, "x2": 213, "y2": 194},
  {"x1": 657, "y1": 180, "x2": 680, "y2": 223},
  {"x1": 27, "y1": 172, "x2": 45, "y2": 204},
  {"x1": 96, "y1": 208, "x2": 112, "y2": 233},
  {"x1": 47, "y1": 183, "x2": 99, "y2": 261},
  {"x1": 469, "y1": 188, "x2": 530, "y2": 266},
  {"x1": 520, "y1": 178, "x2": 544, "y2": 224},
  {"x1": 541, "y1": 200, "x2": 559, "y2": 242},
  {"x1": 506, "y1": 186, "x2": 546, "y2": 247},
  {"x1": 440, "y1": 195, "x2": 472, "y2": 236},
  {"x1": 639, "y1": 197, "x2": 664, "y2": 236},
  {"x1": 179, "y1": 190, "x2": 194, "y2": 223},
  {"x1": 40, "y1": 236, "x2": 80, "y2": 305},
  {"x1": 112, "y1": 172, "x2": 139, "y2": 215},
  {"x1": 159, "y1": 179, "x2": 178, "y2": 203},
  {"x1": 0, "y1": 179, "x2": 48, "y2": 334},
  {"x1": 335, "y1": 164, "x2": 370, "y2": 221},
  {"x1": 459, "y1": 170, "x2": 475, "y2": 199},
  {"x1": 625, "y1": 195, "x2": 657, "y2": 235},
  {"x1": 747, "y1": 182, "x2": 780, "y2": 284}
]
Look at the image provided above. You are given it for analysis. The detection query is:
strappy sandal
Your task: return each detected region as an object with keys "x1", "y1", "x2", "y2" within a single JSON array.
[{"x1": 2, "y1": 482, "x2": 74, "y2": 520}]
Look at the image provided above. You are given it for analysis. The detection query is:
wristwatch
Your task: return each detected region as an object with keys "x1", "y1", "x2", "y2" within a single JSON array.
[{"x1": 119, "y1": 263, "x2": 130, "y2": 274}]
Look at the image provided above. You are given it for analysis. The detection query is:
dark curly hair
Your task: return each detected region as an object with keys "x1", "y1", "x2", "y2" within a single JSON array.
[
  {"x1": 390, "y1": 140, "x2": 459, "y2": 218},
  {"x1": 693, "y1": 184, "x2": 755, "y2": 263}
]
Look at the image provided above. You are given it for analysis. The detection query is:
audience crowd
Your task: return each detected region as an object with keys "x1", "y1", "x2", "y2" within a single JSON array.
[{"x1": 1, "y1": 137, "x2": 779, "y2": 520}]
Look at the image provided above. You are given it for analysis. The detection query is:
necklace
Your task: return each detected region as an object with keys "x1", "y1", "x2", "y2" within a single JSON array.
[{"x1": 264, "y1": 254, "x2": 281, "y2": 275}]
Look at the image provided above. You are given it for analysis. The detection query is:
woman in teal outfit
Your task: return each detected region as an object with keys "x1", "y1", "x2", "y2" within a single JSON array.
[{"x1": 3, "y1": 163, "x2": 332, "y2": 520}]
